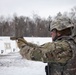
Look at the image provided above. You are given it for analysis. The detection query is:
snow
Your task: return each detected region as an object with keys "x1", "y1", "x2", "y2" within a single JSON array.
[
  {"x1": 0, "y1": 37, "x2": 19, "y2": 54},
  {"x1": 0, "y1": 52, "x2": 47, "y2": 75},
  {"x1": 0, "y1": 67, "x2": 45, "y2": 75},
  {"x1": 0, "y1": 37, "x2": 52, "y2": 75},
  {"x1": 24, "y1": 37, "x2": 52, "y2": 45}
]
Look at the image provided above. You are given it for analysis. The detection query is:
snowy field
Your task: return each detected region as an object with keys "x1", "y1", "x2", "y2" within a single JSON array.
[
  {"x1": 0, "y1": 52, "x2": 47, "y2": 75},
  {"x1": 0, "y1": 37, "x2": 52, "y2": 75}
]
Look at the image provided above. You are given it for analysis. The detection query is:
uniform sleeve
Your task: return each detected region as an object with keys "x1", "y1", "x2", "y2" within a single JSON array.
[
  {"x1": 43, "y1": 40, "x2": 72, "y2": 63},
  {"x1": 17, "y1": 38, "x2": 72, "y2": 63}
]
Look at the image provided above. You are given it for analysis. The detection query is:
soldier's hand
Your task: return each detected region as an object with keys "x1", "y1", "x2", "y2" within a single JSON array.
[{"x1": 17, "y1": 38, "x2": 28, "y2": 48}]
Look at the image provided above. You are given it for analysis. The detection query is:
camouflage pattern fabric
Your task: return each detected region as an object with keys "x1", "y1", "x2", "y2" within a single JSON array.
[{"x1": 17, "y1": 37, "x2": 72, "y2": 64}]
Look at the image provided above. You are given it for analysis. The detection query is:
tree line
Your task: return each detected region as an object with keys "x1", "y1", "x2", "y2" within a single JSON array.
[{"x1": 0, "y1": 6, "x2": 76, "y2": 37}]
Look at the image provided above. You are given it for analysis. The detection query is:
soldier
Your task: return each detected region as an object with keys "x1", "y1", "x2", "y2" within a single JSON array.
[{"x1": 11, "y1": 16, "x2": 76, "y2": 75}]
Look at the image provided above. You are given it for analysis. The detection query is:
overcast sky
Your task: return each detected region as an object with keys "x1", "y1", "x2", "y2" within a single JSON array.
[{"x1": 0, "y1": 0, "x2": 76, "y2": 18}]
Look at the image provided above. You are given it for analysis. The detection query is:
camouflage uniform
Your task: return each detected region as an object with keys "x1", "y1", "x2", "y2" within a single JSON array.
[
  {"x1": 16, "y1": 16, "x2": 76, "y2": 75},
  {"x1": 17, "y1": 35, "x2": 76, "y2": 75},
  {"x1": 18, "y1": 37, "x2": 72, "y2": 64}
]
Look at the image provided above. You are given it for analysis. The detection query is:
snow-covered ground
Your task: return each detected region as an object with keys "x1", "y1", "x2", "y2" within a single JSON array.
[{"x1": 0, "y1": 52, "x2": 47, "y2": 75}]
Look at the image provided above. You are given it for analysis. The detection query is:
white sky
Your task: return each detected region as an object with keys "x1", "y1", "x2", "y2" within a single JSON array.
[{"x1": 0, "y1": 0, "x2": 76, "y2": 18}]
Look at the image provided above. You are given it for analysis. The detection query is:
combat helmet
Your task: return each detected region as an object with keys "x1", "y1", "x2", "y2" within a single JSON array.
[{"x1": 50, "y1": 15, "x2": 74, "y2": 31}]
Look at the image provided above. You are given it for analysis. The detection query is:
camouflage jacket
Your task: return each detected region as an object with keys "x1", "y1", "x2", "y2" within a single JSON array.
[{"x1": 17, "y1": 36, "x2": 72, "y2": 64}]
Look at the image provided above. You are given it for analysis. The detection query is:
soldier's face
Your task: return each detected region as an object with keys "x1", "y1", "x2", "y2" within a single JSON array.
[
  {"x1": 50, "y1": 29, "x2": 61, "y2": 41},
  {"x1": 51, "y1": 30, "x2": 57, "y2": 41}
]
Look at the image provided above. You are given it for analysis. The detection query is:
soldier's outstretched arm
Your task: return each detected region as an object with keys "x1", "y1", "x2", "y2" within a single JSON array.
[{"x1": 17, "y1": 38, "x2": 72, "y2": 63}]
